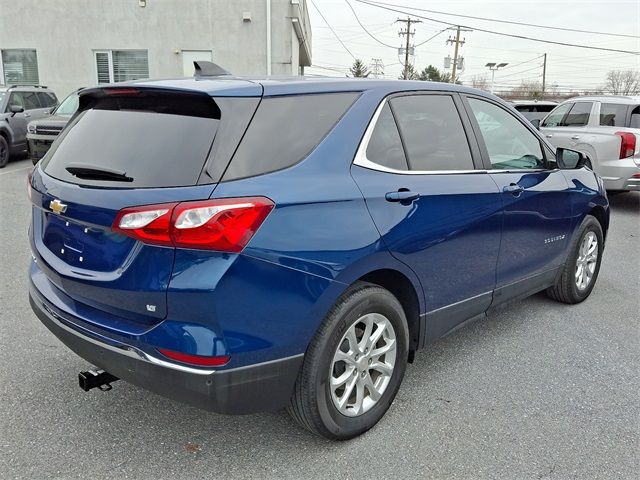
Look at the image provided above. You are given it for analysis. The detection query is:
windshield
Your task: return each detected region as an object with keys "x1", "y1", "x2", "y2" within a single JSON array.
[{"x1": 53, "y1": 92, "x2": 79, "y2": 116}]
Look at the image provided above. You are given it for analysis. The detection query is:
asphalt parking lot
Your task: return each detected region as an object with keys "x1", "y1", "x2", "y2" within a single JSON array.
[{"x1": 0, "y1": 158, "x2": 638, "y2": 479}]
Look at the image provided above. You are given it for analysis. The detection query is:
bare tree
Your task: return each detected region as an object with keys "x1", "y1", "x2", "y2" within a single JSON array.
[
  {"x1": 469, "y1": 75, "x2": 489, "y2": 91},
  {"x1": 501, "y1": 80, "x2": 543, "y2": 100},
  {"x1": 604, "y1": 70, "x2": 640, "y2": 95}
]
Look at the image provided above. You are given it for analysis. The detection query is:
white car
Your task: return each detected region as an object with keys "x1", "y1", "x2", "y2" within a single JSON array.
[{"x1": 540, "y1": 96, "x2": 640, "y2": 192}]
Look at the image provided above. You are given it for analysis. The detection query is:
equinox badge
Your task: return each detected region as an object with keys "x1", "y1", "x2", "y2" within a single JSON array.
[{"x1": 49, "y1": 199, "x2": 67, "y2": 215}]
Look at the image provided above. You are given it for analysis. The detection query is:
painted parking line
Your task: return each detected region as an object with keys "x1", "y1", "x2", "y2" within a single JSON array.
[{"x1": 0, "y1": 165, "x2": 32, "y2": 176}]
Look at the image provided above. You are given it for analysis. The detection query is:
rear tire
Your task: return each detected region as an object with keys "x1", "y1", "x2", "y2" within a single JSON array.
[
  {"x1": 287, "y1": 282, "x2": 409, "y2": 440},
  {"x1": 0, "y1": 136, "x2": 9, "y2": 168},
  {"x1": 547, "y1": 215, "x2": 603, "y2": 304}
]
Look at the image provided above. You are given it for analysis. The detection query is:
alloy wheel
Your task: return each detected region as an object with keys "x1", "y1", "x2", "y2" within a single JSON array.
[
  {"x1": 329, "y1": 313, "x2": 397, "y2": 417},
  {"x1": 575, "y1": 231, "x2": 598, "y2": 291}
]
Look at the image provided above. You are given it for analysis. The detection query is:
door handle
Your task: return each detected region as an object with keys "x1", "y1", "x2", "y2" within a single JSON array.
[
  {"x1": 385, "y1": 190, "x2": 419, "y2": 203},
  {"x1": 23, "y1": 113, "x2": 31, "y2": 118},
  {"x1": 503, "y1": 183, "x2": 524, "y2": 195},
  {"x1": 571, "y1": 135, "x2": 580, "y2": 140},
  {"x1": 545, "y1": 134, "x2": 553, "y2": 138}
]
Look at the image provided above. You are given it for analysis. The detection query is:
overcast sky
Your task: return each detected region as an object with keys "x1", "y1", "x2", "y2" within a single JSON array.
[{"x1": 306, "y1": 0, "x2": 640, "y2": 91}]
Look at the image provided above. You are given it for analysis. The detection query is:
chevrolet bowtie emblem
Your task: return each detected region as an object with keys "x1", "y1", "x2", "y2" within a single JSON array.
[{"x1": 49, "y1": 199, "x2": 67, "y2": 215}]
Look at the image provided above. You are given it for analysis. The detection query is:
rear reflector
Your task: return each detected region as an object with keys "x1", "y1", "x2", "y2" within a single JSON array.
[
  {"x1": 27, "y1": 170, "x2": 33, "y2": 201},
  {"x1": 157, "y1": 348, "x2": 230, "y2": 367},
  {"x1": 112, "y1": 197, "x2": 274, "y2": 252},
  {"x1": 615, "y1": 131, "x2": 636, "y2": 159}
]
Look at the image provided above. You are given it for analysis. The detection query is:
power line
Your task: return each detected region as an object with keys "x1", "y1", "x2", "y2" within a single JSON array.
[
  {"x1": 496, "y1": 64, "x2": 544, "y2": 80},
  {"x1": 361, "y1": 0, "x2": 640, "y2": 39},
  {"x1": 354, "y1": 0, "x2": 640, "y2": 55},
  {"x1": 310, "y1": 0, "x2": 357, "y2": 60},
  {"x1": 415, "y1": 27, "x2": 449, "y2": 47},
  {"x1": 499, "y1": 55, "x2": 545, "y2": 71},
  {"x1": 345, "y1": 0, "x2": 447, "y2": 49},
  {"x1": 344, "y1": 0, "x2": 397, "y2": 48}
]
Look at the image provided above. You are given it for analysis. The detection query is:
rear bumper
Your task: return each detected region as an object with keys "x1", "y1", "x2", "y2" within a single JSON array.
[
  {"x1": 29, "y1": 282, "x2": 303, "y2": 414},
  {"x1": 598, "y1": 156, "x2": 640, "y2": 191}
]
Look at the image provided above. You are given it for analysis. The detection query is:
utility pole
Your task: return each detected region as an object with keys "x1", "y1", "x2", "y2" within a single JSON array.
[
  {"x1": 370, "y1": 58, "x2": 384, "y2": 79},
  {"x1": 397, "y1": 17, "x2": 421, "y2": 79},
  {"x1": 446, "y1": 26, "x2": 471, "y2": 83},
  {"x1": 542, "y1": 53, "x2": 547, "y2": 96}
]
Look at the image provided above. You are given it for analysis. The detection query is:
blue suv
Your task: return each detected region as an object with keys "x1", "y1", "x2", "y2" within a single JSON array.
[{"x1": 28, "y1": 68, "x2": 609, "y2": 439}]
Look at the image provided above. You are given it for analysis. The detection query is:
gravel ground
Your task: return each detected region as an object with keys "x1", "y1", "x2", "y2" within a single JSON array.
[{"x1": 1, "y1": 159, "x2": 638, "y2": 479}]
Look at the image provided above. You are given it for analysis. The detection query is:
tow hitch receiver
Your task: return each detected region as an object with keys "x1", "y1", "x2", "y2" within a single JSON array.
[{"x1": 78, "y1": 369, "x2": 119, "y2": 392}]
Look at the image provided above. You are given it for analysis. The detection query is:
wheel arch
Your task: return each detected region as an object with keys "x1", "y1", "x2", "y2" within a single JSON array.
[
  {"x1": 588, "y1": 204, "x2": 609, "y2": 241},
  {"x1": 0, "y1": 126, "x2": 10, "y2": 144},
  {"x1": 357, "y1": 269, "x2": 422, "y2": 355}
]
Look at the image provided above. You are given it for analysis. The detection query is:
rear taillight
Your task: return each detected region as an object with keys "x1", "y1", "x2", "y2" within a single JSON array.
[
  {"x1": 615, "y1": 131, "x2": 636, "y2": 159},
  {"x1": 103, "y1": 87, "x2": 140, "y2": 96},
  {"x1": 112, "y1": 197, "x2": 274, "y2": 252}
]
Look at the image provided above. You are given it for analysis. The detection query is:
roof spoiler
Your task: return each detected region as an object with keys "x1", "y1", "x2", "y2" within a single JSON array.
[{"x1": 193, "y1": 61, "x2": 231, "y2": 78}]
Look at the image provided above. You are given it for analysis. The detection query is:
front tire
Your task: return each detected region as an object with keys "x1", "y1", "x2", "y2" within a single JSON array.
[
  {"x1": 288, "y1": 282, "x2": 409, "y2": 440},
  {"x1": 547, "y1": 214, "x2": 604, "y2": 304},
  {"x1": 0, "y1": 136, "x2": 9, "y2": 168}
]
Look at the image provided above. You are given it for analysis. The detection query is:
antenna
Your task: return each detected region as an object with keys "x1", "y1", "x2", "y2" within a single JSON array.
[{"x1": 193, "y1": 61, "x2": 232, "y2": 78}]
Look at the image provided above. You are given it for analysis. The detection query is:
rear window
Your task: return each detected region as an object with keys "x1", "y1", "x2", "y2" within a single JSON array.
[
  {"x1": 599, "y1": 103, "x2": 629, "y2": 127},
  {"x1": 222, "y1": 93, "x2": 359, "y2": 181},
  {"x1": 631, "y1": 106, "x2": 640, "y2": 129},
  {"x1": 42, "y1": 90, "x2": 223, "y2": 188}
]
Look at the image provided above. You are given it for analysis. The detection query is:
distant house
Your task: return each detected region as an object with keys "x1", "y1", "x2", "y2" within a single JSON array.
[{"x1": 0, "y1": 0, "x2": 312, "y2": 97}]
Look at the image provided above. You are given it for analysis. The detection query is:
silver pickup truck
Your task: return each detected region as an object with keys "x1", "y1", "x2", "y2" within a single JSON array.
[{"x1": 540, "y1": 96, "x2": 640, "y2": 192}]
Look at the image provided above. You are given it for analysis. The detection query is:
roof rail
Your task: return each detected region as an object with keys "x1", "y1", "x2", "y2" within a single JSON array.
[
  {"x1": 193, "y1": 61, "x2": 231, "y2": 78},
  {"x1": 7, "y1": 84, "x2": 48, "y2": 89}
]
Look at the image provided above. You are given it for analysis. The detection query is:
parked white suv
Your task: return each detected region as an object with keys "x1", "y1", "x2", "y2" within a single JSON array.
[{"x1": 540, "y1": 96, "x2": 640, "y2": 192}]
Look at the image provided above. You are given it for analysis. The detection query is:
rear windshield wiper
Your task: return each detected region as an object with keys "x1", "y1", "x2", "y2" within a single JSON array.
[{"x1": 65, "y1": 163, "x2": 134, "y2": 182}]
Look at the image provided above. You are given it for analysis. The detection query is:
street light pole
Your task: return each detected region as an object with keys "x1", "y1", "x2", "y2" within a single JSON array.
[{"x1": 485, "y1": 62, "x2": 508, "y2": 93}]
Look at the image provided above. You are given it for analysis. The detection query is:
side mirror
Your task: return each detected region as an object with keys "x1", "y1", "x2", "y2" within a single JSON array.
[
  {"x1": 556, "y1": 148, "x2": 587, "y2": 169},
  {"x1": 530, "y1": 118, "x2": 541, "y2": 130},
  {"x1": 9, "y1": 104, "x2": 24, "y2": 116}
]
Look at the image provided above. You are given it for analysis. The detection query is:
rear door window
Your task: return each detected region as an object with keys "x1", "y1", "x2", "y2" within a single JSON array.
[
  {"x1": 22, "y1": 91, "x2": 42, "y2": 110},
  {"x1": 37, "y1": 92, "x2": 58, "y2": 108},
  {"x1": 389, "y1": 94, "x2": 474, "y2": 171},
  {"x1": 222, "y1": 93, "x2": 359, "y2": 181},
  {"x1": 42, "y1": 90, "x2": 223, "y2": 188},
  {"x1": 599, "y1": 103, "x2": 629, "y2": 127}
]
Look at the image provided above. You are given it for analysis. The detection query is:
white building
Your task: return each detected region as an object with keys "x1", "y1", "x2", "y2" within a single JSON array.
[{"x1": 0, "y1": 0, "x2": 312, "y2": 98}]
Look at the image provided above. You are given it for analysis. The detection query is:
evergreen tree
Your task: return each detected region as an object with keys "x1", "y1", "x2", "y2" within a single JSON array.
[
  {"x1": 349, "y1": 59, "x2": 371, "y2": 78},
  {"x1": 399, "y1": 64, "x2": 419, "y2": 80},
  {"x1": 418, "y1": 65, "x2": 450, "y2": 82}
]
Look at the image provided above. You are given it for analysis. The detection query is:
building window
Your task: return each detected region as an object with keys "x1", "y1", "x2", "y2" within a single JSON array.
[
  {"x1": 94, "y1": 50, "x2": 149, "y2": 84},
  {"x1": 1, "y1": 49, "x2": 39, "y2": 85}
]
